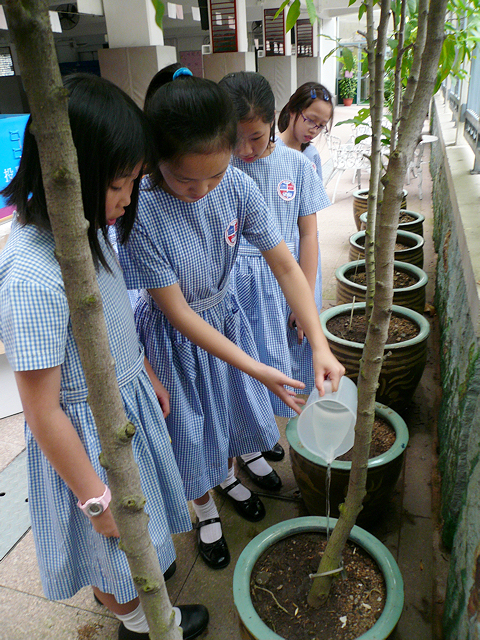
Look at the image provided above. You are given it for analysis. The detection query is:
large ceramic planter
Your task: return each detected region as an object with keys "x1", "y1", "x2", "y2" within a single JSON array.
[
  {"x1": 233, "y1": 516, "x2": 404, "y2": 640},
  {"x1": 349, "y1": 229, "x2": 424, "y2": 269},
  {"x1": 286, "y1": 403, "x2": 409, "y2": 524},
  {"x1": 353, "y1": 188, "x2": 408, "y2": 231},
  {"x1": 320, "y1": 302, "x2": 430, "y2": 411},
  {"x1": 359, "y1": 208, "x2": 425, "y2": 237},
  {"x1": 336, "y1": 259, "x2": 428, "y2": 314}
]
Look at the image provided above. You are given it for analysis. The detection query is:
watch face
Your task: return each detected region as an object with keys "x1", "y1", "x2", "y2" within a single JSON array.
[{"x1": 87, "y1": 502, "x2": 104, "y2": 517}]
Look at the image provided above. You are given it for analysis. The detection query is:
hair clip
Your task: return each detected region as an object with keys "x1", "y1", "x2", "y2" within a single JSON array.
[
  {"x1": 322, "y1": 88, "x2": 331, "y2": 102},
  {"x1": 310, "y1": 88, "x2": 317, "y2": 100},
  {"x1": 173, "y1": 67, "x2": 193, "y2": 80}
]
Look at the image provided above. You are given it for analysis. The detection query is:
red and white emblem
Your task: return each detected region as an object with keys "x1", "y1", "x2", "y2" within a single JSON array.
[
  {"x1": 225, "y1": 218, "x2": 238, "y2": 246},
  {"x1": 277, "y1": 179, "x2": 296, "y2": 201}
]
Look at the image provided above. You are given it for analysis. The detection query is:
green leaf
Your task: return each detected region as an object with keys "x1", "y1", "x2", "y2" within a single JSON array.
[
  {"x1": 358, "y1": 3, "x2": 366, "y2": 19},
  {"x1": 341, "y1": 47, "x2": 355, "y2": 71},
  {"x1": 285, "y1": 0, "x2": 301, "y2": 32},
  {"x1": 305, "y1": 0, "x2": 317, "y2": 25},
  {"x1": 274, "y1": 0, "x2": 290, "y2": 20},
  {"x1": 150, "y1": 0, "x2": 165, "y2": 29}
]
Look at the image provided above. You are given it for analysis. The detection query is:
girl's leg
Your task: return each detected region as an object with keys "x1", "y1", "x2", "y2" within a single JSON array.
[
  {"x1": 237, "y1": 452, "x2": 282, "y2": 491},
  {"x1": 192, "y1": 491, "x2": 230, "y2": 569}
]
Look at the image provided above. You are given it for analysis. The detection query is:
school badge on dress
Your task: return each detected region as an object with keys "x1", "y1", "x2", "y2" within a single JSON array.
[
  {"x1": 225, "y1": 219, "x2": 238, "y2": 246},
  {"x1": 277, "y1": 179, "x2": 296, "y2": 201}
]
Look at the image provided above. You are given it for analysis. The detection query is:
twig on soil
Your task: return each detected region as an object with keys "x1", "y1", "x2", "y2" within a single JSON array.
[{"x1": 253, "y1": 585, "x2": 292, "y2": 616}]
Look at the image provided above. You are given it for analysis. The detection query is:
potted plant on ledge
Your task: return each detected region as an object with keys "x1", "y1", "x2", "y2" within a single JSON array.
[{"x1": 338, "y1": 48, "x2": 358, "y2": 106}]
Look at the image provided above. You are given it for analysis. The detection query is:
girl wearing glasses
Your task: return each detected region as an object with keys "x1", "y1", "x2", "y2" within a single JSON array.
[
  {"x1": 277, "y1": 81, "x2": 334, "y2": 183},
  {"x1": 219, "y1": 72, "x2": 334, "y2": 426},
  {"x1": 117, "y1": 67, "x2": 344, "y2": 573}
]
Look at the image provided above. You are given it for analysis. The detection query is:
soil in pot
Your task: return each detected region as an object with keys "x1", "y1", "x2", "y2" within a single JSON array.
[
  {"x1": 337, "y1": 416, "x2": 396, "y2": 462},
  {"x1": 348, "y1": 268, "x2": 417, "y2": 289},
  {"x1": 399, "y1": 211, "x2": 416, "y2": 224},
  {"x1": 251, "y1": 532, "x2": 386, "y2": 640},
  {"x1": 326, "y1": 313, "x2": 420, "y2": 344}
]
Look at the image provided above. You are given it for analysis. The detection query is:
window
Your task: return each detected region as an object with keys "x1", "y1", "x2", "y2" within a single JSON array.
[{"x1": 0, "y1": 47, "x2": 14, "y2": 77}]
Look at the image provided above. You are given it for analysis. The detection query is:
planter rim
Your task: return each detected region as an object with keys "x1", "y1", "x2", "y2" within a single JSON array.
[
  {"x1": 286, "y1": 401, "x2": 409, "y2": 470},
  {"x1": 359, "y1": 209, "x2": 425, "y2": 224},
  {"x1": 336, "y1": 259, "x2": 428, "y2": 292},
  {"x1": 350, "y1": 229, "x2": 425, "y2": 251},
  {"x1": 233, "y1": 516, "x2": 404, "y2": 640},
  {"x1": 353, "y1": 188, "x2": 408, "y2": 200},
  {"x1": 320, "y1": 302, "x2": 430, "y2": 350}
]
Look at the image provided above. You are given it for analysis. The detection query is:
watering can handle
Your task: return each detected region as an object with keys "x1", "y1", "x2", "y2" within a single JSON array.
[{"x1": 323, "y1": 379, "x2": 333, "y2": 395}]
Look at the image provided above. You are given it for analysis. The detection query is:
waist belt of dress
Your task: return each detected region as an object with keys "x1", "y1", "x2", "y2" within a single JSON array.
[
  {"x1": 238, "y1": 240, "x2": 296, "y2": 257},
  {"x1": 140, "y1": 283, "x2": 229, "y2": 314},
  {"x1": 59, "y1": 347, "x2": 145, "y2": 404}
]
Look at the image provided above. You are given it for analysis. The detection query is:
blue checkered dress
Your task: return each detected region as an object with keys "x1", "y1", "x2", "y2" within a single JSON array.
[
  {"x1": 231, "y1": 143, "x2": 330, "y2": 417},
  {"x1": 0, "y1": 217, "x2": 191, "y2": 604},
  {"x1": 117, "y1": 167, "x2": 283, "y2": 501}
]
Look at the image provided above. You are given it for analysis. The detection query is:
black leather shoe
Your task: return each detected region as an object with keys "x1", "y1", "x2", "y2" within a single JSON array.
[
  {"x1": 261, "y1": 442, "x2": 285, "y2": 461},
  {"x1": 194, "y1": 517, "x2": 230, "y2": 569},
  {"x1": 236, "y1": 455, "x2": 283, "y2": 491},
  {"x1": 163, "y1": 560, "x2": 176, "y2": 581},
  {"x1": 215, "y1": 479, "x2": 266, "y2": 522},
  {"x1": 118, "y1": 604, "x2": 209, "y2": 640},
  {"x1": 178, "y1": 604, "x2": 210, "y2": 639}
]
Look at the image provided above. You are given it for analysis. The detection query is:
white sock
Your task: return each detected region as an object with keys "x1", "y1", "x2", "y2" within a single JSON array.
[
  {"x1": 116, "y1": 602, "x2": 182, "y2": 631},
  {"x1": 116, "y1": 602, "x2": 149, "y2": 633},
  {"x1": 220, "y1": 463, "x2": 251, "y2": 501},
  {"x1": 240, "y1": 452, "x2": 273, "y2": 477},
  {"x1": 192, "y1": 494, "x2": 222, "y2": 544}
]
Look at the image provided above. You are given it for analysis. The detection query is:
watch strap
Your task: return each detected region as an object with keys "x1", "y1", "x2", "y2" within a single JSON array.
[{"x1": 77, "y1": 485, "x2": 111, "y2": 517}]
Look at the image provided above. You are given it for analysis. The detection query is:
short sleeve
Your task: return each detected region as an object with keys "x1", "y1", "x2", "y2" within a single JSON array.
[
  {"x1": 240, "y1": 174, "x2": 283, "y2": 251},
  {"x1": 1, "y1": 279, "x2": 69, "y2": 371},
  {"x1": 117, "y1": 218, "x2": 178, "y2": 291},
  {"x1": 298, "y1": 154, "x2": 331, "y2": 216}
]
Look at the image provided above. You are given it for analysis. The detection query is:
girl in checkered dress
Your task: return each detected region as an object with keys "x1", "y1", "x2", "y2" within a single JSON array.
[
  {"x1": 117, "y1": 67, "x2": 344, "y2": 571},
  {"x1": 219, "y1": 72, "x2": 333, "y2": 420},
  {"x1": 0, "y1": 74, "x2": 209, "y2": 640}
]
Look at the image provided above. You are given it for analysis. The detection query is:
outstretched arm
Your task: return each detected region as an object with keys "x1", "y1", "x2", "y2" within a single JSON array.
[
  {"x1": 15, "y1": 366, "x2": 119, "y2": 538},
  {"x1": 147, "y1": 284, "x2": 306, "y2": 414},
  {"x1": 262, "y1": 240, "x2": 345, "y2": 395}
]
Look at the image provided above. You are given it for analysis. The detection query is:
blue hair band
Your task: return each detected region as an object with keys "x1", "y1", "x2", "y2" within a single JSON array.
[
  {"x1": 173, "y1": 67, "x2": 193, "y2": 80},
  {"x1": 310, "y1": 88, "x2": 317, "y2": 100}
]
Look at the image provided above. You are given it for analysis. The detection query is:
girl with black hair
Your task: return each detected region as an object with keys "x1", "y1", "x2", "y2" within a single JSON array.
[
  {"x1": 277, "y1": 81, "x2": 334, "y2": 182},
  {"x1": 118, "y1": 66, "x2": 344, "y2": 572},
  {"x1": 0, "y1": 73, "x2": 208, "y2": 640},
  {"x1": 219, "y1": 71, "x2": 335, "y2": 422}
]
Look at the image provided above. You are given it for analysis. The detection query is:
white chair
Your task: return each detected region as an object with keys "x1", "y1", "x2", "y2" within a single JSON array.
[{"x1": 324, "y1": 133, "x2": 371, "y2": 203}]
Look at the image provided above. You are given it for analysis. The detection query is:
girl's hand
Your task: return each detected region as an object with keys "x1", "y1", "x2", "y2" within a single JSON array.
[
  {"x1": 144, "y1": 357, "x2": 171, "y2": 418},
  {"x1": 313, "y1": 351, "x2": 346, "y2": 396},
  {"x1": 256, "y1": 364, "x2": 306, "y2": 415},
  {"x1": 89, "y1": 507, "x2": 120, "y2": 538},
  {"x1": 288, "y1": 312, "x2": 305, "y2": 344}
]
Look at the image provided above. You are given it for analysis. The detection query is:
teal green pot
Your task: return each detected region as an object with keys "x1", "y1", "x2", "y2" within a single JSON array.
[
  {"x1": 286, "y1": 403, "x2": 409, "y2": 524},
  {"x1": 320, "y1": 302, "x2": 430, "y2": 411},
  {"x1": 359, "y1": 209, "x2": 425, "y2": 237},
  {"x1": 349, "y1": 229, "x2": 424, "y2": 269},
  {"x1": 233, "y1": 516, "x2": 404, "y2": 640}
]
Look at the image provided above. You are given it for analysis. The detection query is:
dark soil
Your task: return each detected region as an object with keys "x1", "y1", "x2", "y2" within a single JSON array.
[
  {"x1": 395, "y1": 242, "x2": 412, "y2": 251},
  {"x1": 337, "y1": 416, "x2": 396, "y2": 461},
  {"x1": 326, "y1": 312, "x2": 420, "y2": 344},
  {"x1": 399, "y1": 212, "x2": 416, "y2": 224},
  {"x1": 251, "y1": 532, "x2": 386, "y2": 640},
  {"x1": 348, "y1": 269, "x2": 417, "y2": 288}
]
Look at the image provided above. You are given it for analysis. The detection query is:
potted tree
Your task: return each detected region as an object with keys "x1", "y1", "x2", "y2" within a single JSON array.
[
  {"x1": 233, "y1": 0, "x2": 449, "y2": 638},
  {"x1": 338, "y1": 49, "x2": 358, "y2": 105}
]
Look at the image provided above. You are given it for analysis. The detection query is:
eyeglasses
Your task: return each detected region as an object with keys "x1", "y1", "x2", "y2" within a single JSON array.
[{"x1": 300, "y1": 111, "x2": 326, "y2": 132}]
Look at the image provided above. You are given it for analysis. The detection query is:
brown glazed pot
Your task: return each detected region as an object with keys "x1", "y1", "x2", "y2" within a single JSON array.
[
  {"x1": 353, "y1": 188, "x2": 408, "y2": 231},
  {"x1": 336, "y1": 259, "x2": 428, "y2": 314},
  {"x1": 360, "y1": 208, "x2": 425, "y2": 237},
  {"x1": 286, "y1": 403, "x2": 409, "y2": 525},
  {"x1": 320, "y1": 302, "x2": 430, "y2": 412},
  {"x1": 348, "y1": 229, "x2": 424, "y2": 269}
]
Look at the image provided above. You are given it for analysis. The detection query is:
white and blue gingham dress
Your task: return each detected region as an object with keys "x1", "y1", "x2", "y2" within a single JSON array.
[
  {"x1": 0, "y1": 217, "x2": 191, "y2": 604},
  {"x1": 117, "y1": 167, "x2": 283, "y2": 501},
  {"x1": 231, "y1": 143, "x2": 330, "y2": 417}
]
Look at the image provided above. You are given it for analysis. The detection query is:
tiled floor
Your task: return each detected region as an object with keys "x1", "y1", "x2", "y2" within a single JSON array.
[{"x1": 0, "y1": 105, "x2": 445, "y2": 639}]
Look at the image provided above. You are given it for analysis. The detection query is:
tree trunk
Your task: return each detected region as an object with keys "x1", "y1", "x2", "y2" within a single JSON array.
[
  {"x1": 307, "y1": 0, "x2": 448, "y2": 608},
  {"x1": 4, "y1": 2, "x2": 181, "y2": 638}
]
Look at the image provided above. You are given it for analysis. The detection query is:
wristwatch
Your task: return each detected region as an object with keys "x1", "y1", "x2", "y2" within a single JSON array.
[{"x1": 77, "y1": 486, "x2": 112, "y2": 517}]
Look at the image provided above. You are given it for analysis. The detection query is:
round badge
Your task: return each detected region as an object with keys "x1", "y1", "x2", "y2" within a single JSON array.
[
  {"x1": 225, "y1": 219, "x2": 238, "y2": 247},
  {"x1": 277, "y1": 179, "x2": 296, "y2": 201}
]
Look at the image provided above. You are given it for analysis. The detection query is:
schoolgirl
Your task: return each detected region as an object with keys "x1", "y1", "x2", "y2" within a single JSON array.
[
  {"x1": 0, "y1": 73, "x2": 208, "y2": 640},
  {"x1": 219, "y1": 72, "x2": 332, "y2": 420},
  {"x1": 117, "y1": 67, "x2": 344, "y2": 571}
]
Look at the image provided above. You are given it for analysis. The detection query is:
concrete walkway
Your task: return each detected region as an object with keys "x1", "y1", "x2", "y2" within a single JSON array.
[{"x1": 0, "y1": 106, "x2": 445, "y2": 639}]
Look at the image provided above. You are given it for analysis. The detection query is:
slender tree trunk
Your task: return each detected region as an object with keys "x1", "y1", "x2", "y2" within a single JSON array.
[
  {"x1": 4, "y1": 2, "x2": 181, "y2": 638},
  {"x1": 307, "y1": 0, "x2": 448, "y2": 608},
  {"x1": 389, "y1": 0, "x2": 406, "y2": 155}
]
